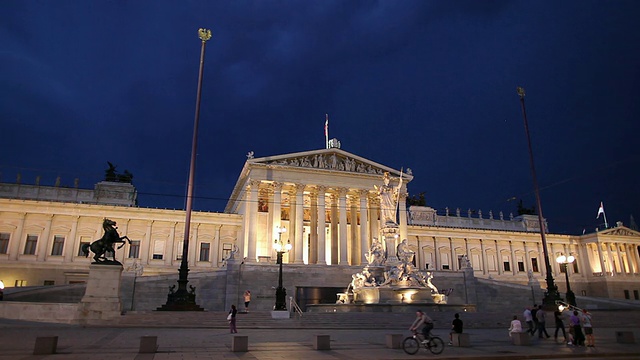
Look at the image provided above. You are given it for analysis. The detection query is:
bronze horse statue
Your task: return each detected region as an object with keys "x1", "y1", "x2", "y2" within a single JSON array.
[{"x1": 81, "y1": 218, "x2": 132, "y2": 263}]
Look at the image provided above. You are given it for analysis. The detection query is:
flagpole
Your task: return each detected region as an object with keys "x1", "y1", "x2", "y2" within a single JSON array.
[{"x1": 325, "y1": 114, "x2": 329, "y2": 149}]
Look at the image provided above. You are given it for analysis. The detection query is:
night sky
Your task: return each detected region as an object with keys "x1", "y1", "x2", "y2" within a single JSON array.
[{"x1": 2, "y1": 1, "x2": 639, "y2": 235}]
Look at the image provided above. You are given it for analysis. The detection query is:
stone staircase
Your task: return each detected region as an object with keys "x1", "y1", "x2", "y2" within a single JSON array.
[{"x1": 115, "y1": 308, "x2": 640, "y2": 330}]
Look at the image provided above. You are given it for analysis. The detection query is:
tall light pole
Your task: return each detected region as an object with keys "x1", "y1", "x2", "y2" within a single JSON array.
[
  {"x1": 556, "y1": 254, "x2": 577, "y2": 307},
  {"x1": 517, "y1": 86, "x2": 561, "y2": 309},
  {"x1": 273, "y1": 226, "x2": 291, "y2": 311},
  {"x1": 159, "y1": 28, "x2": 211, "y2": 311}
]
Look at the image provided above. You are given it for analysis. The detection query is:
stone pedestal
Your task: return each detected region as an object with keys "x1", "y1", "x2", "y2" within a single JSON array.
[
  {"x1": 381, "y1": 226, "x2": 399, "y2": 264},
  {"x1": 271, "y1": 310, "x2": 290, "y2": 319},
  {"x1": 79, "y1": 264, "x2": 123, "y2": 324}
]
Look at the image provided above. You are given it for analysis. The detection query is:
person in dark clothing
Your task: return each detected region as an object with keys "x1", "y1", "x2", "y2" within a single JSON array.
[
  {"x1": 228, "y1": 304, "x2": 238, "y2": 333},
  {"x1": 554, "y1": 309, "x2": 567, "y2": 341},
  {"x1": 530, "y1": 304, "x2": 539, "y2": 336},
  {"x1": 536, "y1": 305, "x2": 550, "y2": 338},
  {"x1": 449, "y1": 313, "x2": 463, "y2": 345}
]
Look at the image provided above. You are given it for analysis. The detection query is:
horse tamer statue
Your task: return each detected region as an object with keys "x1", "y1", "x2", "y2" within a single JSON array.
[{"x1": 82, "y1": 218, "x2": 132, "y2": 264}]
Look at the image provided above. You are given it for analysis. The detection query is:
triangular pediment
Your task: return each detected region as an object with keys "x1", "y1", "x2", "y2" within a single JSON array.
[
  {"x1": 599, "y1": 225, "x2": 640, "y2": 238},
  {"x1": 247, "y1": 148, "x2": 411, "y2": 179}
]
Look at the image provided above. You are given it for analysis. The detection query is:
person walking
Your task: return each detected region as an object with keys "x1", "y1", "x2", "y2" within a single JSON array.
[
  {"x1": 228, "y1": 304, "x2": 238, "y2": 333},
  {"x1": 581, "y1": 309, "x2": 595, "y2": 347},
  {"x1": 509, "y1": 315, "x2": 523, "y2": 337},
  {"x1": 553, "y1": 309, "x2": 567, "y2": 342},
  {"x1": 523, "y1": 307, "x2": 534, "y2": 335},
  {"x1": 243, "y1": 290, "x2": 251, "y2": 313},
  {"x1": 569, "y1": 310, "x2": 584, "y2": 346},
  {"x1": 531, "y1": 305, "x2": 539, "y2": 336},
  {"x1": 449, "y1": 313, "x2": 463, "y2": 345},
  {"x1": 536, "y1": 305, "x2": 550, "y2": 339}
]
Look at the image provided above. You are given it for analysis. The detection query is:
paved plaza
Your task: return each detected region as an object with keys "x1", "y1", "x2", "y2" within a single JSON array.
[{"x1": 0, "y1": 315, "x2": 639, "y2": 360}]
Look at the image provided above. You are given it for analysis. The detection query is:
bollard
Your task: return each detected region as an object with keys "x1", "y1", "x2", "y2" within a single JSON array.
[
  {"x1": 386, "y1": 334, "x2": 403, "y2": 349},
  {"x1": 314, "y1": 335, "x2": 331, "y2": 350},
  {"x1": 452, "y1": 333, "x2": 471, "y2": 347},
  {"x1": 512, "y1": 332, "x2": 530, "y2": 345},
  {"x1": 139, "y1": 336, "x2": 158, "y2": 353},
  {"x1": 232, "y1": 335, "x2": 248, "y2": 352},
  {"x1": 34, "y1": 336, "x2": 58, "y2": 355}
]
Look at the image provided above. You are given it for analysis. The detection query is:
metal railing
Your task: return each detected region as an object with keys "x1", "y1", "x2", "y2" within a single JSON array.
[{"x1": 289, "y1": 296, "x2": 303, "y2": 318}]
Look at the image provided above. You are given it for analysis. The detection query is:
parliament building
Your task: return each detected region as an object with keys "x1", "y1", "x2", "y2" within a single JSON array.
[{"x1": 1, "y1": 147, "x2": 640, "y2": 308}]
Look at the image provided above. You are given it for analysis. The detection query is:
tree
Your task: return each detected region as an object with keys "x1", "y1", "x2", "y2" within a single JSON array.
[
  {"x1": 516, "y1": 199, "x2": 535, "y2": 215},
  {"x1": 407, "y1": 192, "x2": 426, "y2": 206}
]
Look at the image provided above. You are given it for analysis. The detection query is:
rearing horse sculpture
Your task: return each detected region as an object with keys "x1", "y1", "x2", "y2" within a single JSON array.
[{"x1": 82, "y1": 218, "x2": 132, "y2": 263}]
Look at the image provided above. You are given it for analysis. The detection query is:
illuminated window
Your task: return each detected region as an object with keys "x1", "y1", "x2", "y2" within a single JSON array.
[
  {"x1": 128, "y1": 240, "x2": 140, "y2": 258},
  {"x1": 199, "y1": 242, "x2": 210, "y2": 262}
]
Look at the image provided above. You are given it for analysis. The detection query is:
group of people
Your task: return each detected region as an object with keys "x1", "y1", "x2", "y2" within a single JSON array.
[
  {"x1": 227, "y1": 290, "x2": 252, "y2": 334},
  {"x1": 510, "y1": 305, "x2": 594, "y2": 347}
]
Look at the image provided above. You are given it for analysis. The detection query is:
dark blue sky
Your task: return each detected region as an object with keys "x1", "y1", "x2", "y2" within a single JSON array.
[{"x1": 2, "y1": 1, "x2": 639, "y2": 235}]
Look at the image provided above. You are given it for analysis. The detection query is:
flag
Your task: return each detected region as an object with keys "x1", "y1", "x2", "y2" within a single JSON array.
[{"x1": 597, "y1": 201, "x2": 605, "y2": 218}]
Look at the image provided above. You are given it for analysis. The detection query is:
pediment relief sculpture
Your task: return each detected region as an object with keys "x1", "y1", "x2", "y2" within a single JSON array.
[{"x1": 264, "y1": 153, "x2": 385, "y2": 175}]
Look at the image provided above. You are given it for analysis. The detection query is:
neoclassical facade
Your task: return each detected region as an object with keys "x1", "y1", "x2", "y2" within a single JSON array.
[{"x1": 1, "y1": 148, "x2": 639, "y2": 300}]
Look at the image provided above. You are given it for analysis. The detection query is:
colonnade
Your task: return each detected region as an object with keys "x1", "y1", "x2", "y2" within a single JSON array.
[{"x1": 242, "y1": 179, "x2": 409, "y2": 265}]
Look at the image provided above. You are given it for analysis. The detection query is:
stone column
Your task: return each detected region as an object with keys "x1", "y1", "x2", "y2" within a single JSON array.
[
  {"x1": 523, "y1": 241, "x2": 530, "y2": 273},
  {"x1": 495, "y1": 240, "x2": 502, "y2": 275},
  {"x1": 605, "y1": 242, "x2": 616, "y2": 275},
  {"x1": 116, "y1": 219, "x2": 130, "y2": 264},
  {"x1": 576, "y1": 243, "x2": 588, "y2": 278},
  {"x1": 271, "y1": 182, "x2": 283, "y2": 243},
  {"x1": 330, "y1": 192, "x2": 339, "y2": 265},
  {"x1": 480, "y1": 239, "x2": 487, "y2": 275},
  {"x1": 596, "y1": 242, "x2": 606, "y2": 274},
  {"x1": 37, "y1": 214, "x2": 54, "y2": 261},
  {"x1": 628, "y1": 244, "x2": 638, "y2": 274},
  {"x1": 369, "y1": 198, "x2": 379, "y2": 241},
  {"x1": 359, "y1": 190, "x2": 369, "y2": 265},
  {"x1": 309, "y1": 188, "x2": 318, "y2": 264},
  {"x1": 189, "y1": 223, "x2": 199, "y2": 265},
  {"x1": 212, "y1": 225, "x2": 221, "y2": 267},
  {"x1": 317, "y1": 186, "x2": 327, "y2": 265},
  {"x1": 349, "y1": 197, "x2": 359, "y2": 265},
  {"x1": 509, "y1": 241, "x2": 517, "y2": 275},
  {"x1": 536, "y1": 242, "x2": 544, "y2": 278},
  {"x1": 9, "y1": 213, "x2": 26, "y2": 261},
  {"x1": 449, "y1": 237, "x2": 456, "y2": 271},
  {"x1": 141, "y1": 221, "x2": 153, "y2": 265},
  {"x1": 434, "y1": 237, "x2": 441, "y2": 270},
  {"x1": 338, "y1": 187, "x2": 349, "y2": 265},
  {"x1": 398, "y1": 191, "x2": 408, "y2": 241},
  {"x1": 165, "y1": 222, "x2": 176, "y2": 266},
  {"x1": 614, "y1": 242, "x2": 625, "y2": 275},
  {"x1": 294, "y1": 183, "x2": 305, "y2": 264},
  {"x1": 64, "y1": 216, "x2": 79, "y2": 262},
  {"x1": 246, "y1": 179, "x2": 260, "y2": 263},
  {"x1": 633, "y1": 244, "x2": 640, "y2": 275}
]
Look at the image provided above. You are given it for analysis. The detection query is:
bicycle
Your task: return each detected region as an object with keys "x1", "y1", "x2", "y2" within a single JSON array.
[{"x1": 402, "y1": 330, "x2": 445, "y2": 355}]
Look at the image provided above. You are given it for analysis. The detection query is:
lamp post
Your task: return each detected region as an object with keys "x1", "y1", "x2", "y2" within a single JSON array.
[
  {"x1": 273, "y1": 226, "x2": 291, "y2": 311},
  {"x1": 556, "y1": 255, "x2": 577, "y2": 307},
  {"x1": 517, "y1": 87, "x2": 561, "y2": 309},
  {"x1": 158, "y1": 28, "x2": 211, "y2": 311}
]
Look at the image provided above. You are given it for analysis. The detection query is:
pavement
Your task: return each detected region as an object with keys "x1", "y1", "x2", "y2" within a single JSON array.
[{"x1": 0, "y1": 317, "x2": 639, "y2": 360}]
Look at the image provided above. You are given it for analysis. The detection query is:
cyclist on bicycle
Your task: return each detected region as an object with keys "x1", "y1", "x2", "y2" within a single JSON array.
[{"x1": 410, "y1": 309, "x2": 434, "y2": 341}]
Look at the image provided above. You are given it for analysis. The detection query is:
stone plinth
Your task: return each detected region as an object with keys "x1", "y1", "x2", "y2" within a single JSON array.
[
  {"x1": 271, "y1": 310, "x2": 290, "y2": 319},
  {"x1": 79, "y1": 264, "x2": 123, "y2": 324}
]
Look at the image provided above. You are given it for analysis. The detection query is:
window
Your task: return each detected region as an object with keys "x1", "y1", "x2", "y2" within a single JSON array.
[
  {"x1": 624, "y1": 290, "x2": 630, "y2": 299},
  {"x1": 15, "y1": 280, "x2": 27, "y2": 287},
  {"x1": 24, "y1": 235, "x2": 38, "y2": 255},
  {"x1": 531, "y1": 258, "x2": 539, "y2": 272},
  {"x1": 153, "y1": 239, "x2": 165, "y2": 260},
  {"x1": 78, "y1": 241, "x2": 90, "y2": 256},
  {"x1": 634, "y1": 290, "x2": 639, "y2": 300},
  {"x1": 44, "y1": 280, "x2": 55, "y2": 286},
  {"x1": 572, "y1": 262, "x2": 579, "y2": 274},
  {"x1": 199, "y1": 242, "x2": 210, "y2": 262},
  {"x1": 128, "y1": 240, "x2": 140, "y2": 258},
  {"x1": 518, "y1": 261, "x2": 525, "y2": 272},
  {"x1": 0, "y1": 233, "x2": 10, "y2": 254},
  {"x1": 503, "y1": 261, "x2": 511, "y2": 271},
  {"x1": 560, "y1": 264, "x2": 567, "y2": 273},
  {"x1": 51, "y1": 236, "x2": 65, "y2": 256},
  {"x1": 441, "y1": 253, "x2": 449, "y2": 270},
  {"x1": 176, "y1": 241, "x2": 183, "y2": 260},
  {"x1": 222, "y1": 243, "x2": 232, "y2": 261}
]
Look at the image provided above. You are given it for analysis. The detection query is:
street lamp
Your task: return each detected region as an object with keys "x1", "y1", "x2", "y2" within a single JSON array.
[
  {"x1": 556, "y1": 254, "x2": 577, "y2": 307},
  {"x1": 517, "y1": 87, "x2": 561, "y2": 309},
  {"x1": 273, "y1": 226, "x2": 292, "y2": 311}
]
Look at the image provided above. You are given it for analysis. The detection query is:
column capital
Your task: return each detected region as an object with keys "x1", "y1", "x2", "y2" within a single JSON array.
[
  {"x1": 293, "y1": 183, "x2": 305, "y2": 193},
  {"x1": 271, "y1": 181, "x2": 283, "y2": 192},
  {"x1": 316, "y1": 185, "x2": 328, "y2": 194},
  {"x1": 336, "y1": 187, "x2": 348, "y2": 196},
  {"x1": 248, "y1": 179, "x2": 262, "y2": 189}
]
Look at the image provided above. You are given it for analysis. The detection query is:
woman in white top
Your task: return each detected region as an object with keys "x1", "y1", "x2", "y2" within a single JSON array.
[{"x1": 509, "y1": 315, "x2": 523, "y2": 337}]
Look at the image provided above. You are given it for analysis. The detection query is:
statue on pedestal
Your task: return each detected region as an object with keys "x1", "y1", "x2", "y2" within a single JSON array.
[
  {"x1": 81, "y1": 218, "x2": 132, "y2": 264},
  {"x1": 375, "y1": 172, "x2": 403, "y2": 226}
]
